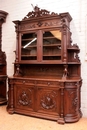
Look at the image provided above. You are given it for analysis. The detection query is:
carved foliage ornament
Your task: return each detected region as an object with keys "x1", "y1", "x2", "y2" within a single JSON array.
[
  {"x1": 41, "y1": 91, "x2": 57, "y2": 110},
  {"x1": 20, "y1": 20, "x2": 61, "y2": 30},
  {"x1": 68, "y1": 90, "x2": 78, "y2": 113},
  {"x1": 18, "y1": 90, "x2": 32, "y2": 106},
  {"x1": 22, "y1": 5, "x2": 58, "y2": 20}
]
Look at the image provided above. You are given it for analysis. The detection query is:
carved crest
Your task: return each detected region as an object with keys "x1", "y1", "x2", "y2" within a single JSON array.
[{"x1": 22, "y1": 5, "x2": 58, "y2": 20}]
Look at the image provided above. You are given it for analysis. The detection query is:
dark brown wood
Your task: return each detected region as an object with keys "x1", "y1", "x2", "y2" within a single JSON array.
[
  {"x1": 7, "y1": 5, "x2": 82, "y2": 124},
  {"x1": 0, "y1": 10, "x2": 8, "y2": 104}
]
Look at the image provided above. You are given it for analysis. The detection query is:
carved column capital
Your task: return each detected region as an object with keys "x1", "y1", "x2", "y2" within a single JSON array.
[{"x1": 0, "y1": 10, "x2": 8, "y2": 25}]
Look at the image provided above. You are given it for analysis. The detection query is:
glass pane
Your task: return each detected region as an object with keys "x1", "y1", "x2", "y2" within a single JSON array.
[
  {"x1": 21, "y1": 33, "x2": 37, "y2": 60},
  {"x1": 43, "y1": 30, "x2": 61, "y2": 60}
]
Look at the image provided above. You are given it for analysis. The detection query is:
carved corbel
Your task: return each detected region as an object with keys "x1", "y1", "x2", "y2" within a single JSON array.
[
  {"x1": 62, "y1": 64, "x2": 69, "y2": 80},
  {"x1": 14, "y1": 64, "x2": 24, "y2": 77}
]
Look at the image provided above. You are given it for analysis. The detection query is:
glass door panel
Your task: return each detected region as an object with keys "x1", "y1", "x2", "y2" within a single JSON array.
[
  {"x1": 21, "y1": 33, "x2": 37, "y2": 60},
  {"x1": 43, "y1": 30, "x2": 61, "y2": 60}
]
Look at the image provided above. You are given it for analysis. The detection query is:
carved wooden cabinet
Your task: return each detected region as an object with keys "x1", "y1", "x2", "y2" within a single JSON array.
[
  {"x1": 0, "y1": 10, "x2": 8, "y2": 104},
  {"x1": 7, "y1": 6, "x2": 82, "y2": 124}
]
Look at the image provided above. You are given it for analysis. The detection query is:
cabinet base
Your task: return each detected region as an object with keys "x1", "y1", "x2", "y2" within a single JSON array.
[{"x1": 6, "y1": 107, "x2": 82, "y2": 124}]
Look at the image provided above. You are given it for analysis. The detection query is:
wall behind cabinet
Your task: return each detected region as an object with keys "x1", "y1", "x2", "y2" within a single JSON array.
[{"x1": 0, "y1": 0, "x2": 87, "y2": 117}]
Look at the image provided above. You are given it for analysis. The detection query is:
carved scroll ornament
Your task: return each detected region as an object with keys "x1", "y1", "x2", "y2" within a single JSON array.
[{"x1": 22, "y1": 5, "x2": 58, "y2": 20}]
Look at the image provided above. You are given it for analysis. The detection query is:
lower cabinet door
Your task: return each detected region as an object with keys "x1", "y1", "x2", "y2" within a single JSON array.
[
  {"x1": 14, "y1": 85, "x2": 35, "y2": 111},
  {"x1": 64, "y1": 82, "x2": 81, "y2": 122},
  {"x1": 36, "y1": 86, "x2": 61, "y2": 117}
]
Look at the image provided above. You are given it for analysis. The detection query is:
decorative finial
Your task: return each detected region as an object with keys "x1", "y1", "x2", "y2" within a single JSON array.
[{"x1": 31, "y1": 4, "x2": 40, "y2": 12}]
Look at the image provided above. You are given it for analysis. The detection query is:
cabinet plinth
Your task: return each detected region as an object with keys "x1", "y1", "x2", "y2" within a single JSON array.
[{"x1": 7, "y1": 6, "x2": 82, "y2": 124}]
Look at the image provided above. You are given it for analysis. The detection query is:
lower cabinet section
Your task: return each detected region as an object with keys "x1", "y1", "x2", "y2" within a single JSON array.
[{"x1": 7, "y1": 77, "x2": 82, "y2": 124}]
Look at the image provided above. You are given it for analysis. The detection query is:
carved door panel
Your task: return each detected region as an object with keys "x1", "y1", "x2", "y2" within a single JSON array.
[
  {"x1": 14, "y1": 85, "x2": 34, "y2": 111},
  {"x1": 64, "y1": 86, "x2": 80, "y2": 118},
  {"x1": 37, "y1": 86, "x2": 61, "y2": 116}
]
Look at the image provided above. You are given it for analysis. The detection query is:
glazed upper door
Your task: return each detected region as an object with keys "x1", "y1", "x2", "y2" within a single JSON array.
[
  {"x1": 21, "y1": 32, "x2": 37, "y2": 61},
  {"x1": 43, "y1": 30, "x2": 61, "y2": 62},
  {"x1": 20, "y1": 29, "x2": 62, "y2": 63}
]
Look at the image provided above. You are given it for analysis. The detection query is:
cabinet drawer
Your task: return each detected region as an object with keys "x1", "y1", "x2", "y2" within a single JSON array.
[
  {"x1": 13, "y1": 79, "x2": 35, "y2": 85},
  {"x1": 36, "y1": 80, "x2": 59, "y2": 87}
]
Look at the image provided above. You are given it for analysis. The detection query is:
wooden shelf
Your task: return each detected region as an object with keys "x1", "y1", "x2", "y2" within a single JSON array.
[
  {"x1": 67, "y1": 48, "x2": 80, "y2": 51},
  {"x1": 43, "y1": 54, "x2": 61, "y2": 56},
  {"x1": 22, "y1": 38, "x2": 36, "y2": 41},
  {"x1": 22, "y1": 45, "x2": 37, "y2": 48},
  {"x1": 43, "y1": 44, "x2": 61, "y2": 47},
  {"x1": 43, "y1": 36, "x2": 60, "y2": 39},
  {"x1": 21, "y1": 55, "x2": 36, "y2": 57}
]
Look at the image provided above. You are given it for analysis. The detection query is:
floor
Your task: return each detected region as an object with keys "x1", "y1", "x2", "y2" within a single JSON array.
[{"x1": 0, "y1": 105, "x2": 87, "y2": 130}]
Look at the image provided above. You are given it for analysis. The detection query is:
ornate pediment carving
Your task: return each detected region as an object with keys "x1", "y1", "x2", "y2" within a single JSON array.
[{"x1": 22, "y1": 5, "x2": 58, "y2": 20}]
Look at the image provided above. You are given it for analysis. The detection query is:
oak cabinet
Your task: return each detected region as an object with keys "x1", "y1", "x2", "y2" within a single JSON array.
[
  {"x1": 0, "y1": 10, "x2": 8, "y2": 104},
  {"x1": 7, "y1": 6, "x2": 82, "y2": 124}
]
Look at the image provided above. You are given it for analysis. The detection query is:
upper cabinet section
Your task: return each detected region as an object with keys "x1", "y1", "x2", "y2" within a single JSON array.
[
  {"x1": 13, "y1": 5, "x2": 73, "y2": 64},
  {"x1": 20, "y1": 29, "x2": 62, "y2": 62}
]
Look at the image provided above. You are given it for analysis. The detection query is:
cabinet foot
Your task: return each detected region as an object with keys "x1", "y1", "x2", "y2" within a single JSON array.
[
  {"x1": 6, "y1": 107, "x2": 14, "y2": 114},
  {"x1": 57, "y1": 117, "x2": 65, "y2": 124}
]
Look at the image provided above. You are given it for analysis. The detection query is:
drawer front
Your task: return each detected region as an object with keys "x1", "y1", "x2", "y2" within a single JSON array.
[
  {"x1": 12, "y1": 79, "x2": 35, "y2": 85},
  {"x1": 36, "y1": 80, "x2": 59, "y2": 87},
  {"x1": 9, "y1": 78, "x2": 60, "y2": 87}
]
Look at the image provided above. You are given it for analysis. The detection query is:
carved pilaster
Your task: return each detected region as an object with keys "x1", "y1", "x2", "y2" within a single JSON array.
[
  {"x1": 14, "y1": 64, "x2": 24, "y2": 77},
  {"x1": 13, "y1": 21, "x2": 20, "y2": 62},
  {"x1": 62, "y1": 22, "x2": 67, "y2": 62},
  {"x1": 62, "y1": 64, "x2": 69, "y2": 79},
  {"x1": 57, "y1": 82, "x2": 65, "y2": 124}
]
